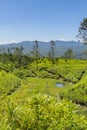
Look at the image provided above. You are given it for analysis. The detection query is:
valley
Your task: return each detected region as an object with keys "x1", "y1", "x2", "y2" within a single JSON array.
[{"x1": 0, "y1": 57, "x2": 87, "y2": 129}]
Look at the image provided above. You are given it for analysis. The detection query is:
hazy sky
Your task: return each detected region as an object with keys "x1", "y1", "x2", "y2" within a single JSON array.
[{"x1": 0, "y1": 0, "x2": 87, "y2": 44}]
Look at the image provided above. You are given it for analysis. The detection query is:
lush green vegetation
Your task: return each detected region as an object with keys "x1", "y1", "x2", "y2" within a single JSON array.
[
  {"x1": 61, "y1": 70, "x2": 87, "y2": 106},
  {"x1": 0, "y1": 50, "x2": 87, "y2": 129},
  {"x1": 0, "y1": 70, "x2": 20, "y2": 97},
  {"x1": 29, "y1": 58, "x2": 87, "y2": 83},
  {"x1": 1, "y1": 94, "x2": 87, "y2": 130}
]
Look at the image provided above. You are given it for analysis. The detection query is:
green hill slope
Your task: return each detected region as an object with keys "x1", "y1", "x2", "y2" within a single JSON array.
[{"x1": 61, "y1": 70, "x2": 87, "y2": 106}]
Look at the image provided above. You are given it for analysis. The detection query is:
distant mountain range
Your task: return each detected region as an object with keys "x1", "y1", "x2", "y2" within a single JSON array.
[{"x1": 0, "y1": 40, "x2": 87, "y2": 59}]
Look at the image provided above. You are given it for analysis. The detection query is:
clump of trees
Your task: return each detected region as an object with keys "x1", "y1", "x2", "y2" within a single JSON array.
[
  {"x1": 63, "y1": 48, "x2": 73, "y2": 61},
  {"x1": 0, "y1": 46, "x2": 34, "y2": 69}
]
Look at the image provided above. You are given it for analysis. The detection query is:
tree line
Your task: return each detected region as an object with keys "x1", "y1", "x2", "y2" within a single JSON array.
[{"x1": 0, "y1": 40, "x2": 74, "y2": 69}]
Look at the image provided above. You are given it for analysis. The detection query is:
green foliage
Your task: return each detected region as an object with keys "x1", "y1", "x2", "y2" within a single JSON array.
[
  {"x1": 0, "y1": 70, "x2": 21, "y2": 96},
  {"x1": 0, "y1": 62, "x2": 14, "y2": 72},
  {"x1": 2, "y1": 94, "x2": 87, "y2": 130},
  {"x1": 0, "y1": 56, "x2": 87, "y2": 129},
  {"x1": 78, "y1": 18, "x2": 87, "y2": 42},
  {"x1": 61, "y1": 70, "x2": 87, "y2": 106},
  {"x1": 63, "y1": 48, "x2": 73, "y2": 59},
  {"x1": 13, "y1": 69, "x2": 32, "y2": 79},
  {"x1": 30, "y1": 59, "x2": 87, "y2": 83}
]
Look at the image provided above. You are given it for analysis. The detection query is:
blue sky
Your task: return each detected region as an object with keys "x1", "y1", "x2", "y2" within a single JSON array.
[{"x1": 0, "y1": 0, "x2": 87, "y2": 44}]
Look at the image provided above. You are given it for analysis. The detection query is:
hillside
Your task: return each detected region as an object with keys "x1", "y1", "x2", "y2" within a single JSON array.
[{"x1": 0, "y1": 57, "x2": 87, "y2": 129}]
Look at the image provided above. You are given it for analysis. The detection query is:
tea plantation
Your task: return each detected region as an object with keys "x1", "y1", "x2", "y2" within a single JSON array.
[{"x1": 0, "y1": 58, "x2": 87, "y2": 130}]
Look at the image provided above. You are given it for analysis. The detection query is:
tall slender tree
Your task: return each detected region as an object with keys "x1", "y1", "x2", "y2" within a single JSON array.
[
  {"x1": 77, "y1": 18, "x2": 87, "y2": 43},
  {"x1": 35, "y1": 40, "x2": 40, "y2": 61},
  {"x1": 14, "y1": 46, "x2": 23, "y2": 67},
  {"x1": 50, "y1": 40, "x2": 55, "y2": 64},
  {"x1": 33, "y1": 40, "x2": 40, "y2": 69}
]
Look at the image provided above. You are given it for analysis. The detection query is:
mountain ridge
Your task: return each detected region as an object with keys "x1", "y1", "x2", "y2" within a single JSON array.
[{"x1": 0, "y1": 40, "x2": 87, "y2": 58}]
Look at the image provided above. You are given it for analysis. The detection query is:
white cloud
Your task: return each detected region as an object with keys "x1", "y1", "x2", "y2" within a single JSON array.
[
  {"x1": 10, "y1": 40, "x2": 17, "y2": 43},
  {"x1": 58, "y1": 38, "x2": 65, "y2": 41},
  {"x1": 57, "y1": 37, "x2": 77, "y2": 42},
  {"x1": 0, "y1": 41, "x2": 8, "y2": 45},
  {"x1": 0, "y1": 40, "x2": 17, "y2": 45}
]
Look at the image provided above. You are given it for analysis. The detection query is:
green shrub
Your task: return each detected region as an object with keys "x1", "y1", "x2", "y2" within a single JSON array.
[
  {"x1": 0, "y1": 70, "x2": 20, "y2": 96},
  {"x1": 3, "y1": 94, "x2": 87, "y2": 130},
  {"x1": 61, "y1": 71, "x2": 87, "y2": 106}
]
